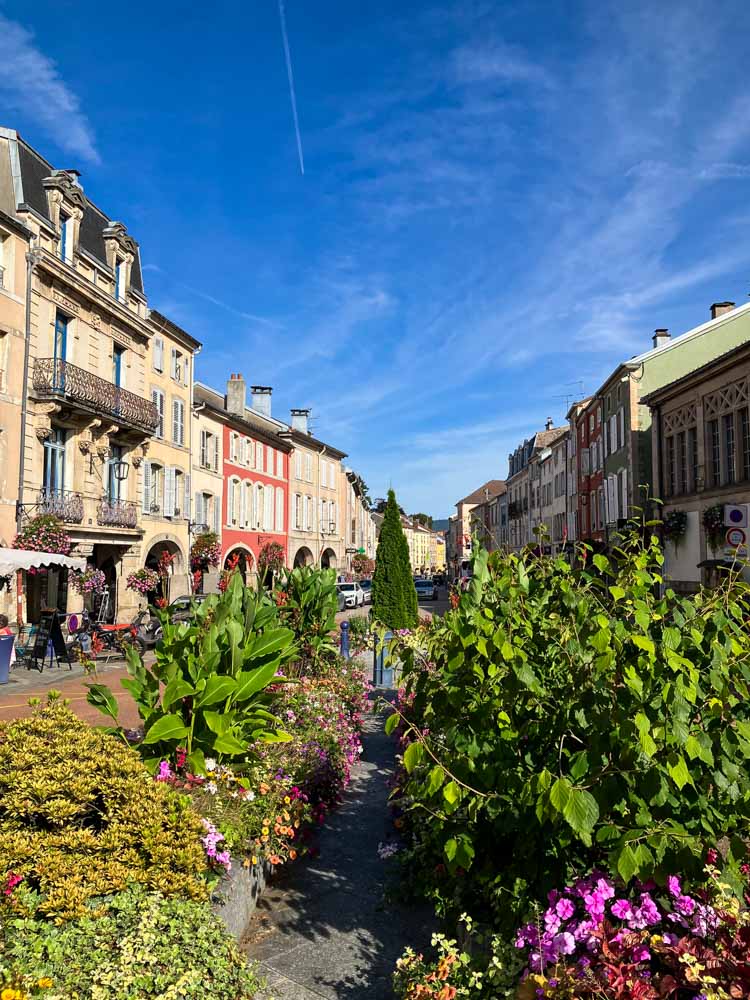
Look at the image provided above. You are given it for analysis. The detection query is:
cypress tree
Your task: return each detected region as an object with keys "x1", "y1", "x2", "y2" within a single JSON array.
[{"x1": 372, "y1": 489, "x2": 418, "y2": 629}]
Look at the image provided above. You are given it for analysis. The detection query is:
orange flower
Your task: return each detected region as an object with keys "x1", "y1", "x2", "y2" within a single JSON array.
[
  {"x1": 289, "y1": 849, "x2": 297, "y2": 860},
  {"x1": 437, "y1": 988, "x2": 457, "y2": 1000},
  {"x1": 269, "y1": 854, "x2": 281, "y2": 865}
]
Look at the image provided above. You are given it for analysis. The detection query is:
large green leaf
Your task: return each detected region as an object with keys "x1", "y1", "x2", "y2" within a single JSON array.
[
  {"x1": 403, "y1": 741, "x2": 424, "y2": 774},
  {"x1": 549, "y1": 776, "x2": 571, "y2": 813},
  {"x1": 85, "y1": 683, "x2": 120, "y2": 724},
  {"x1": 563, "y1": 788, "x2": 599, "y2": 844},
  {"x1": 141, "y1": 713, "x2": 190, "y2": 745},
  {"x1": 195, "y1": 675, "x2": 236, "y2": 707},
  {"x1": 234, "y1": 662, "x2": 279, "y2": 702},
  {"x1": 162, "y1": 676, "x2": 196, "y2": 711}
]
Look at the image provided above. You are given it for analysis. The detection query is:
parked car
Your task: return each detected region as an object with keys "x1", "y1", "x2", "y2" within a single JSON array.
[
  {"x1": 359, "y1": 579, "x2": 373, "y2": 603},
  {"x1": 165, "y1": 594, "x2": 209, "y2": 623},
  {"x1": 337, "y1": 582, "x2": 365, "y2": 609},
  {"x1": 415, "y1": 578, "x2": 438, "y2": 601}
]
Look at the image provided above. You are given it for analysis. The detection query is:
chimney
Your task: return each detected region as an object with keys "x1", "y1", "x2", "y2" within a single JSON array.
[
  {"x1": 710, "y1": 301, "x2": 735, "y2": 320},
  {"x1": 652, "y1": 328, "x2": 670, "y2": 349},
  {"x1": 250, "y1": 385, "x2": 272, "y2": 417},
  {"x1": 545, "y1": 417, "x2": 553, "y2": 431},
  {"x1": 226, "y1": 373, "x2": 246, "y2": 415},
  {"x1": 290, "y1": 408, "x2": 310, "y2": 434}
]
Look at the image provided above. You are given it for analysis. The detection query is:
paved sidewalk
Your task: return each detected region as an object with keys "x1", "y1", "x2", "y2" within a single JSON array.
[
  {"x1": 0, "y1": 660, "x2": 140, "y2": 726},
  {"x1": 245, "y1": 708, "x2": 435, "y2": 999}
]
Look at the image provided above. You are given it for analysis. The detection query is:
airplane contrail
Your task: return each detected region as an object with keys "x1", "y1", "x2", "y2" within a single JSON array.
[{"x1": 277, "y1": 0, "x2": 305, "y2": 175}]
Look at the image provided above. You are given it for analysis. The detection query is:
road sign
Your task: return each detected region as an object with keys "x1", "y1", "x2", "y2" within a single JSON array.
[
  {"x1": 726, "y1": 527, "x2": 746, "y2": 548},
  {"x1": 725, "y1": 504, "x2": 749, "y2": 527}
]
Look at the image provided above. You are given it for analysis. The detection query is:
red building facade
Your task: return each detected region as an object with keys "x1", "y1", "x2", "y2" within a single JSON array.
[
  {"x1": 220, "y1": 422, "x2": 291, "y2": 580},
  {"x1": 576, "y1": 398, "x2": 606, "y2": 544}
]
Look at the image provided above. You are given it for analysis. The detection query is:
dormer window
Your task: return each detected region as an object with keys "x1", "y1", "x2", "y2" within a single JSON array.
[
  {"x1": 59, "y1": 211, "x2": 73, "y2": 263},
  {"x1": 114, "y1": 258, "x2": 125, "y2": 302}
]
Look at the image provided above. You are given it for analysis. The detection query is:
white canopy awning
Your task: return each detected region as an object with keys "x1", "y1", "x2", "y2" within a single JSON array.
[{"x1": 0, "y1": 547, "x2": 87, "y2": 577}]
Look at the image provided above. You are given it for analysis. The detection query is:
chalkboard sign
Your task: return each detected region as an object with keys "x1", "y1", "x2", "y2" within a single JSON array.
[{"x1": 30, "y1": 610, "x2": 71, "y2": 672}]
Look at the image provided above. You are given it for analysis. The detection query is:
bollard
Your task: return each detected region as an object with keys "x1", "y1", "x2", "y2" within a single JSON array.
[{"x1": 340, "y1": 619, "x2": 350, "y2": 660}]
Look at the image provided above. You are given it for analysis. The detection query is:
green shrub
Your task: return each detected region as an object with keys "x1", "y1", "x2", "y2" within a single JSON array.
[
  {"x1": 372, "y1": 489, "x2": 417, "y2": 629},
  {"x1": 1, "y1": 886, "x2": 260, "y2": 999},
  {"x1": 390, "y1": 532, "x2": 750, "y2": 931},
  {"x1": 346, "y1": 614, "x2": 370, "y2": 651},
  {"x1": 0, "y1": 700, "x2": 208, "y2": 920},
  {"x1": 87, "y1": 572, "x2": 297, "y2": 773}
]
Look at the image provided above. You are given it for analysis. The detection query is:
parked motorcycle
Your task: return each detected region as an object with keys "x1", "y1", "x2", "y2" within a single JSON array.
[{"x1": 67, "y1": 610, "x2": 145, "y2": 658}]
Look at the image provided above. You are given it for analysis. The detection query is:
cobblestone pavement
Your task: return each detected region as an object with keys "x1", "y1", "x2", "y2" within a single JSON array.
[{"x1": 245, "y1": 708, "x2": 435, "y2": 999}]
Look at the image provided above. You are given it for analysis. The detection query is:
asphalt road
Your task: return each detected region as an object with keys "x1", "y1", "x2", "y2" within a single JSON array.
[{"x1": 334, "y1": 586, "x2": 450, "y2": 624}]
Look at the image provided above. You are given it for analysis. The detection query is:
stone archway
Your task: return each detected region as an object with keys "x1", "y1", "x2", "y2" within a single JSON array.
[
  {"x1": 145, "y1": 536, "x2": 186, "y2": 605},
  {"x1": 293, "y1": 546, "x2": 314, "y2": 568},
  {"x1": 320, "y1": 547, "x2": 337, "y2": 570},
  {"x1": 223, "y1": 545, "x2": 256, "y2": 584}
]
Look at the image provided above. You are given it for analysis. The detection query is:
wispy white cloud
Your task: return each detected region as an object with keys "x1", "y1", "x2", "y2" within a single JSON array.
[
  {"x1": 452, "y1": 40, "x2": 556, "y2": 89},
  {"x1": 144, "y1": 264, "x2": 279, "y2": 328},
  {"x1": 0, "y1": 14, "x2": 99, "y2": 163}
]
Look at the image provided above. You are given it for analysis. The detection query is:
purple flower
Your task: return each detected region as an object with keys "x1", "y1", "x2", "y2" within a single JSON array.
[
  {"x1": 155, "y1": 760, "x2": 172, "y2": 781},
  {"x1": 553, "y1": 931, "x2": 576, "y2": 956},
  {"x1": 556, "y1": 897, "x2": 575, "y2": 920},
  {"x1": 667, "y1": 875, "x2": 681, "y2": 897},
  {"x1": 611, "y1": 898, "x2": 633, "y2": 920},
  {"x1": 632, "y1": 945, "x2": 651, "y2": 962}
]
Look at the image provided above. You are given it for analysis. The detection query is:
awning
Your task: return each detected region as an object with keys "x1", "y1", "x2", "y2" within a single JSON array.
[{"x1": 0, "y1": 547, "x2": 87, "y2": 577}]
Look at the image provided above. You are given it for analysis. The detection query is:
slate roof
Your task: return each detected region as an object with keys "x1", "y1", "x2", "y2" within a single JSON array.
[
  {"x1": 459, "y1": 480, "x2": 507, "y2": 505},
  {"x1": 15, "y1": 137, "x2": 144, "y2": 294}
]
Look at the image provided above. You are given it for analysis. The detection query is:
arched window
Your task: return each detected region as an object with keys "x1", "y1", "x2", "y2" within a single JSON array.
[{"x1": 275, "y1": 487, "x2": 284, "y2": 532}]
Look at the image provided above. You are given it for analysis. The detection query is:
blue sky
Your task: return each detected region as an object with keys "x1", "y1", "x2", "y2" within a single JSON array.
[{"x1": 2, "y1": 1, "x2": 750, "y2": 517}]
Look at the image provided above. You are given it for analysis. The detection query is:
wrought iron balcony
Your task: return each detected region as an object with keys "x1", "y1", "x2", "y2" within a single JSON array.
[
  {"x1": 97, "y1": 498, "x2": 138, "y2": 529},
  {"x1": 22, "y1": 489, "x2": 84, "y2": 524},
  {"x1": 33, "y1": 358, "x2": 159, "y2": 434}
]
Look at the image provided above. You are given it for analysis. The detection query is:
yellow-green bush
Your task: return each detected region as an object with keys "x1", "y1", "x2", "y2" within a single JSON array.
[{"x1": 0, "y1": 701, "x2": 209, "y2": 920}]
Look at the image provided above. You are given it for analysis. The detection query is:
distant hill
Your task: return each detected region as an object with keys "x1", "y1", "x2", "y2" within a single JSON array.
[{"x1": 431, "y1": 519, "x2": 450, "y2": 532}]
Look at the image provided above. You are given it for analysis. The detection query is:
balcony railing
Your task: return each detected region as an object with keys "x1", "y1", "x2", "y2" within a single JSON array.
[
  {"x1": 97, "y1": 499, "x2": 138, "y2": 529},
  {"x1": 33, "y1": 358, "x2": 159, "y2": 434},
  {"x1": 36, "y1": 489, "x2": 84, "y2": 523}
]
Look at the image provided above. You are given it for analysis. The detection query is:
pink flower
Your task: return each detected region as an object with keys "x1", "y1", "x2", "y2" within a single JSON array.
[
  {"x1": 552, "y1": 931, "x2": 576, "y2": 956},
  {"x1": 556, "y1": 897, "x2": 575, "y2": 921},
  {"x1": 632, "y1": 945, "x2": 651, "y2": 962},
  {"x1": 611, "y1": 898, "x2": 633, "y2": 920},
  {"x1": 667, "y1": 875, "x2": 681, "y2": 897}
]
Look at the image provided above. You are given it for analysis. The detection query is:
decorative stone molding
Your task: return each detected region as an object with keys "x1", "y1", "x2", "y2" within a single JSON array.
[
  {"x1": 103, "y1": 221, "x2": 138, "y2": 258},
  {"x1": 96, "y1": 445, "x2": 110, "y2": 461},
  {"x1": 77, "y1": 439, "x2": 91, "y2": 455},
  {"x1": 131, "y1": 455, "x2": 142, "y2": 469},
  {"x1": 43, "y1": 171, "x2": 86, "y2": 234},
  {"x1": 35, "y1": 426, "x2": 51, "y2": 443}
]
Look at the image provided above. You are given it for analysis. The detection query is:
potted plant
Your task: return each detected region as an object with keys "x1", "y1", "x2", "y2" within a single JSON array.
[
  {"x1": 13, "y1": 514, "x2": 71, "y2": 555},
  {"x1": 702, "y1": 503, "x2": 725, "y2": 549},
  {"x1": 662, "y1": 508, "x2": 688, "y2": 544},
  {"x1": 70, "y1": 566, "x2": 107, "y2": 596},
  {"x1": 190, "y1": 532, "x2": 221, "y2": 572},
  {"x1": 126, "y1": 567, "x2": 160, "y2": 596}
]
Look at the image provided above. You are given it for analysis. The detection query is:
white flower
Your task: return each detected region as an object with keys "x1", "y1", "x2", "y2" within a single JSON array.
[
  {"x1": 204, "y1": 758, "x2": 217, "y2": 772},
  {"x1": 206, "y1": 781, "x2": 218, "y2": 795},
  {"x1": 245, "y1": 790, "x2": 256, "y2": 801}
]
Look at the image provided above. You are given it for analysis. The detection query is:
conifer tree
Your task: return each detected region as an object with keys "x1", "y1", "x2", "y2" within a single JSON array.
[{"x1": 372, "y1": 489, "x2": 418, "y2": 629}]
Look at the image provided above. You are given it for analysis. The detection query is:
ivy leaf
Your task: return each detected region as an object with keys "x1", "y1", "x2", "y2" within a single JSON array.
[
  {"x1": 443, "y1": 781, "x2": 460, "y2": 808},
  {"x1": 632, "y1": 635, "x2": 655, "y2": 656},
  {"x1": 384, "y1": 712, "x2": 399, "y2": 736},
  {"x1": 444, "y1": 838, "x2": 457, "y2": 862},
  {"x1": 549, "y1": 776, "x2": 572, "y2": 814},
  {"x1": 563, "y1": 788, "x2": 599, "y2": 845},
  {"x1": 609, "y1": 585, "x2": 626, "y2": 601},
  {"x1": 427, "y1": 766, "x2": 445, "y2": 796},
  {"x1": 403, "y1": 741, "x2": 424, "y2": 774},
  {"x1": 616, "y1": 844, "x2": 639, "y2": 883},
  {"x1": 667, "y1": 754, "x2": 692, "y2": 790}
]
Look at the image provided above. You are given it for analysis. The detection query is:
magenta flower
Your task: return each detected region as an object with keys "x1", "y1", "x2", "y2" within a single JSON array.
[
  {"x1": 632, "y1": 945, "x2": 651, "y2": 962},
  {"x1": 611, "y1": 898, "x2": 633, "y2": 920},
  {"x1": 556, "y1": 897, "x2": 575, "y2": 920}
]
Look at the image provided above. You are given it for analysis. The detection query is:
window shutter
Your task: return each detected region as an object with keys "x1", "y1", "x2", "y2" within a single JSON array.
[
  {"x1": 212, "y1": 434, "x2": 218, "y2": 471},
  {"x1": 170, "y1": 347, "x2": 177, "y2": 378},
  {"x1": 303, "y1": 495, "x2": 309, "y2": 531},
  {"x1": 212, "y1": 495, "x2": 220, "y2": 534},
  {"x1": 142, "y1": 462, "x2": 151, "y2": 513},
  {"x1": 200, "y1": 429, "x2": 207, "y2": 467},
  {"x1": 321, "y1": 462, "x2": 327, "y2": 488},
  {"x1": 276, "y1": 487, "x2": 284, "y2": 531},
  {"x1": 330, "y1": 502, "x2": 336, "y2": 534},
  {"x1": 164, "y1": 467, "x2": 175, "y2": 517},
  {"x1": 239, "y1": 482, "x2": 247, "y2": 527},
  {"x1": 295, "y1": 451, "x2": 302, "y2": 479},
  {"x1": 264, "y1": 486, "x2": 273, "y2": 529},
  {"x1": 276, "y1": 451, "x2": 283, "y2": 478},
  {"x1": 618, "y1": 409, "x2": 625, "y2": 450},
  {"x1": 621, "y1": 467, "x2": 628, "y2": 517},
  {"x1": 184, "y1": 473, "x2": 191, "y2": 518},
  {"x1": 305, "y1": 454, "x2": 312, "y2": 481},
  {"x1": 195, "y1": 492, "x2": 204, "y2": 526}
]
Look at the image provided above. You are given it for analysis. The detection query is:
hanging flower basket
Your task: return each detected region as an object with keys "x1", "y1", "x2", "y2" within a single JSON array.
[
  {"x1": 702, "y1": 503, "x2": 725, "y2": 549},
  {"x1": 70, "y1": 567, "x2": 107, "y2": 596},
  {"x1": 662, "y1": 509, "x2": 688, "y2": 544},
  {"x1": 351, "y1": 554, "x2": 374, "y2": 576},
  {"x1": 190, "y1": 532, "x2": 221, "y2": 572},
  {"x1": 126, "y1": 567, "x2": 160, "y2": 595},
  {"x1": 258, "y1": 541, "x2": 286, "y2": 576},
  {"x1": 13, "y1": 515, "x2": 71, "y2": 555}
]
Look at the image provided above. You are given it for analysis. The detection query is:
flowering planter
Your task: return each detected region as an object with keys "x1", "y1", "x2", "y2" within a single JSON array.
[{"x1": 211, "y1": 859, "x2": 274, "y2": 942}]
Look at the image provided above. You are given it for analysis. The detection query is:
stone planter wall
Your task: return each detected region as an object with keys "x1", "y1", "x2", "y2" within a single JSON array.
[{"x1": 211, "y1": 860, "x2": 274, "y2": 942}]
